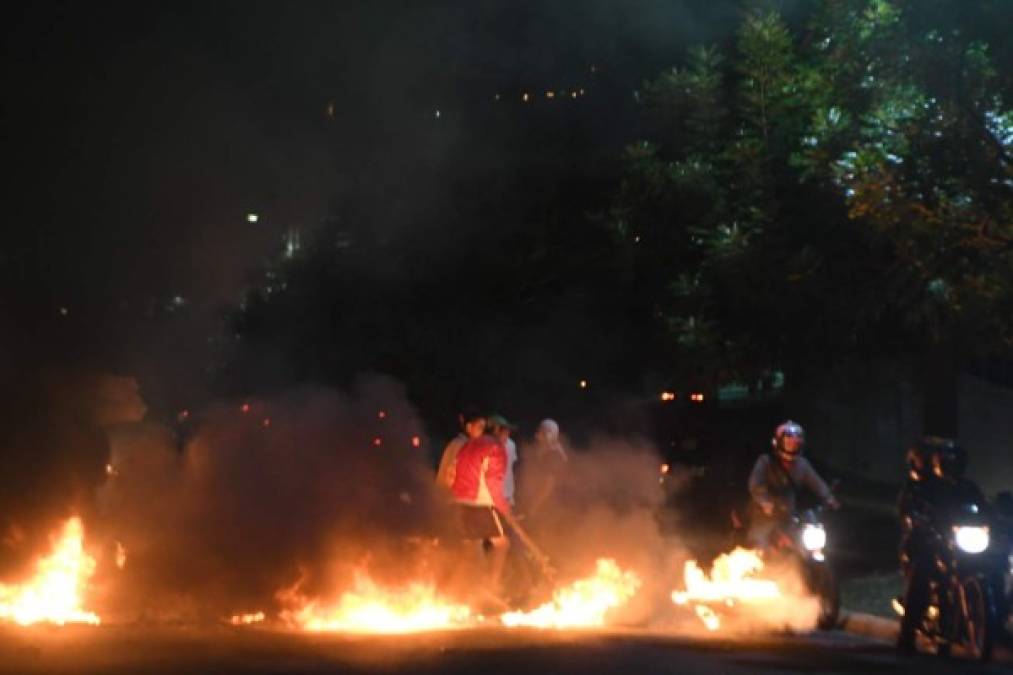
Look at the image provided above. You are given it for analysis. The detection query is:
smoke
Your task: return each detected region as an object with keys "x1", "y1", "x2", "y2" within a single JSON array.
[
  {"x1": 0, "y1": 370, "x2": 824, "y2": 634},
  {"x1": 0, "y1": 369, "x2": 145, "y2": 577},
  {"x1": 93, "y1": 374, "x2": 448, "y2": 623},
  {"x1": 512, "y1": 432, "x2": 687, "y2": 626}
]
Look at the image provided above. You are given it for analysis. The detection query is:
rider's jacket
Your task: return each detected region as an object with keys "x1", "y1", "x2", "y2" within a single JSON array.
[{"x1": 748, "y1": 453, "x2": 833, "y2": 516}]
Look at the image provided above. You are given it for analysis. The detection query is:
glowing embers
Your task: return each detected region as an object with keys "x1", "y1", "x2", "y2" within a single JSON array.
[
  {"x1": 500, "y1": 558, "x2": 640, "y2": 629},
  {"x1": 278, "y1": 571, "x2": 471, "y2": 634},
  {"x1": 0, "y1": 517, "x2": 100, "y2": 626},
  {"x1": 671, "y1": 547, "x2": 780, "y2": 631}
]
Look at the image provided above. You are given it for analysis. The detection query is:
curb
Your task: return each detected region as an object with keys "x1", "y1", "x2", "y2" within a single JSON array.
[
  {"x1": 839, "y1": 611, "x2": 898, "y2": 643},
  {"x1": 838, "y1": 610, "x2": 1013, "y2": 661}
]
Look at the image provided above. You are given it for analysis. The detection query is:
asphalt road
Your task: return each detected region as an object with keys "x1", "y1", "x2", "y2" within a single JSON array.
[{"x1": 0, "y1": 625, "x2": 1009, "y2": 675}]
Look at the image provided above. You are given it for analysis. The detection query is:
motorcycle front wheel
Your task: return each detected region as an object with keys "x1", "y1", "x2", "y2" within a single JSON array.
[
  {"x1": 809, "y1": 563, "x2": 841, "y2": 630},
  {"x1": 958, "y1": 576, "x2": 999, "y2": 662}
]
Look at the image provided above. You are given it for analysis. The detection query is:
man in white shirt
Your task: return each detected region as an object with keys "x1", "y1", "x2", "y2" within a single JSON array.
[{"x1": 487, "y1": 414, "x2": 518, "y2": 507}]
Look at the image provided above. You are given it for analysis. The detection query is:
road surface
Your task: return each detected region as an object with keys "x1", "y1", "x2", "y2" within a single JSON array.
[{"x1": 2, "y1": 624, "x2": 1010, "y2": 675}]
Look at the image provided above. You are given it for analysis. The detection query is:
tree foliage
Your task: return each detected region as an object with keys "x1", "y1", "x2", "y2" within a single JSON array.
[{"x1": 614, "y1": 0, "x2": 1013, "y2": 385}]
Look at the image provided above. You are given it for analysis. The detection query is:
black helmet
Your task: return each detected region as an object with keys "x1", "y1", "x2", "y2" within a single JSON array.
[
  {"x1": 929, "y1": 438, "x2": 967, "y2": 481},
  {"x1": 771, "y1": 420, "x2": 805, "y2": 464},
  {"x1": 904, "y1": 440, "x2": 934, "y2": 482}
]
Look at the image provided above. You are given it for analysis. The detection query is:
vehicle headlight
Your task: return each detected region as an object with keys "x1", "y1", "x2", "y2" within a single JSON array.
[
  {"x1": 953, "y1": 526, "x2": 989, "y2": 554},
  {"x1": 802, "y1": 524, "x2": 827, "y2": 551}
]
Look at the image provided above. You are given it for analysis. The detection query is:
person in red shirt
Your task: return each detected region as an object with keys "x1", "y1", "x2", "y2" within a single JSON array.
[{"x1": 450, "y1": 412, "x2": 511, "y2": 599}]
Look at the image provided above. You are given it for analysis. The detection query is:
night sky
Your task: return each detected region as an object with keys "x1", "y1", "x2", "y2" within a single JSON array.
[
  {"x1": 2, "y1": 1, "x2": 808, "y2": 402},
  {"x1": 5, "y1": 2, "x2": 805, "y2": 301}
]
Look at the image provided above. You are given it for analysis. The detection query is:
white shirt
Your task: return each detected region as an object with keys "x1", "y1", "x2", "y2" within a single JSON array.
[{"x1": 502, "y1": 437, "x2": 518, "y2": 505}]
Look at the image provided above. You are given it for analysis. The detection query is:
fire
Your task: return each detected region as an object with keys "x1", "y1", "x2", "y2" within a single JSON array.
[
  {"x1": 279, "y1": 571, "x2": 471, "y2": 633},
  {"x1": 230, "y1": 611, "x2": 266, "y2": 626},
  {"x1": 0, "y1": 517, "x2": 100, "y2": 626},
  {"x1": 115, "y1": 541, "x2": 128, "y2": 570},
  {"x1": 694, "y1": 605, "x2": 720, "y2": 631},
  {"x1": 671, "y1": 547, "x2": 781, "y2": 631},
  {"x1": 500, "y1": 558, "x2": 640, "y2": 629}
]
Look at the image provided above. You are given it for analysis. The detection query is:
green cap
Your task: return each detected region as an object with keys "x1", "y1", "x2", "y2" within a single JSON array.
[{"x1": 487, "y1": 413, "x2": 517, "y2": 431}]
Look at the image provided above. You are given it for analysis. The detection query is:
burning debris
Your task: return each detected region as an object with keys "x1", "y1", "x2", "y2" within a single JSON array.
[
  {"x1": 671, "y1": 547, "x2": 818, "y2": 632},
  {"x1": 277, "y1": 570, "x2": 472, "y2": 633},
  {"x1": 0, "y1": 375, "x2": 824, "y2": 640},
  {"x1": 229, "y1": 611, "x2": 266, "y2": 626},
  {"x1": 500, "y1": 558, "x2": 641, "y2": 629},
  {"x1": 0, "y1": 517, "x2": 100, "y2": 626}
]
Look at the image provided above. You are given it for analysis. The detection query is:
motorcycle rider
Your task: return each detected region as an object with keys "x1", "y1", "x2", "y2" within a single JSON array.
[
  {"x1": 896, "y1": 437, "x2": 947, "y2": 654},
  {"x1": 747, "y1": 420, "x2": 839, "y2": 549},
  {"x1": 897, "y1": 438, "x2": 940, "y2": 577},
  {"x1": 896, "y1": 438, "x2": 990, "y2": 654}
]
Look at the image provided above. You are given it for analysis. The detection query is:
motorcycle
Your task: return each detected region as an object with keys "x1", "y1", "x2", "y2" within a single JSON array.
[
  {"x1": 730, "y1": 493, "x2": 841, "y2": 631},
  {"x1": 895, "y1": 500, "x2": 1005, "y2": 661},
  {"x1": 767, "y1": 501, "x2": 841, "y2": 631}
]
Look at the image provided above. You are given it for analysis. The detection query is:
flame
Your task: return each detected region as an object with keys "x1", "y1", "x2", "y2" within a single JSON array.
[
  {"x1": 500, "y1": 558, "x2": 641, "y2": 629},
  {"x1": 230, "y1": 611, "x2": 266, "y2": 626},
  {"x1": 671, "y1": 547, "x2": 781, "y2": 631},
  {"x1": 0, "y1": 517, "x2": 100, "y2": 626},
  {"x1": 694, "y1": 605, "x2": 721, "y2": 631},
  {"x1": 279, "y1": 571, "x2": 471, "y2": 633}
]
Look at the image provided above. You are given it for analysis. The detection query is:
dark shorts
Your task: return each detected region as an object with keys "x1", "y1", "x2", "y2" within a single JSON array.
[{"x1": 454, "y1": 504, "x2": 504, "y2": 540}]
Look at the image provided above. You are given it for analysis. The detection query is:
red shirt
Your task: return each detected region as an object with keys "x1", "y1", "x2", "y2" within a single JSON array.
[{"x1": 450, "y1": 434, "x2": 511, "y2": 514}]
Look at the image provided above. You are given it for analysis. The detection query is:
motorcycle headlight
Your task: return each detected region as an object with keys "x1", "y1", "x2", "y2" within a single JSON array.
[
  {"x1": 953, "y1": 526, "x2": 989, "y2": 554},
  {"x1": 802, "y1": 524, "x2": 827, "y2": 551}
]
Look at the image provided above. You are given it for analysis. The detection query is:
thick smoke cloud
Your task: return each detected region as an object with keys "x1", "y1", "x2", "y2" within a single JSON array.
[
  {"x1": 1, "y1": 371, "x2": 825, "y2": 633},
  {"x1": 94, "y1": 375, "x2": 446, "y2": 622},
  {"x1": 90, "y1": 380, "x2": 689, "y2": 623},
  {"x1": 0, "y1": 370, "x2": 144, "y2": 577}
]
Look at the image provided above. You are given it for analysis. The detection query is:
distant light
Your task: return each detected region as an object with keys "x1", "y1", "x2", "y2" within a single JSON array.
[
  {"x1": 571, "y1": 90, "x2": 578, "y2": 99},
  {"x1": 58, "y1": 306, "x2": 69, "y2": 316},
  {"x1": 579, "y1": 88, "x2": 586, "y2": 96},
  {"x1": 373, "y1": 436, "x2": 383, "y2": 448},
  {"x1": 634, "y1": 235, "x2": 641, "y2": 243},
  {"x1": 690, "y1": 393, "x2": 705, "y2": 403},
  {"x1": 177, "y1": 409, "x2": 190, "y2": 423},
  {"x1": 241, "y1": 403, "x2": 251, "y2": 414},
  {"x1": 522, "y1": 92, "x2": 530, "y2": 103},
  {"x1": 660, "y1": 391, "x2": 676, "y2": 402},
  {"x1": 579, "y1": 379, "x2": 589, "y2": 389},
  {"x1": 105, "y1": 463, "x2": 118, "y2": 477},
  {"x1": 434, "y1": 109, "x2": 441, "y2": 119},
  {"x1": 660, "y1": 463, "x2": 670, "y2": 475},
  {"x1": 590, "y1": 64, "x2": 598, "y2": 73},
  {"x1": 494, "y1": 93, "x2": 501, "y2": 101},
  {"x1": 262, "y1": 418, "x2": 271, "y2": 428},
  {"x1": 411, "y1": 435, "x2": 422, "y2": 448},
  {"x1": 546, "y1": 90, "x2": 555, "y2": 99},
  {"x1": 326, "y1": 101, "x2": 335, "y2": 119},
  {"x1": 246, "y1": 213, "x2": 259, "y2": 224},
  {"x1": 378, "y1": 410, "x2": 387, "y2": 420}
]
